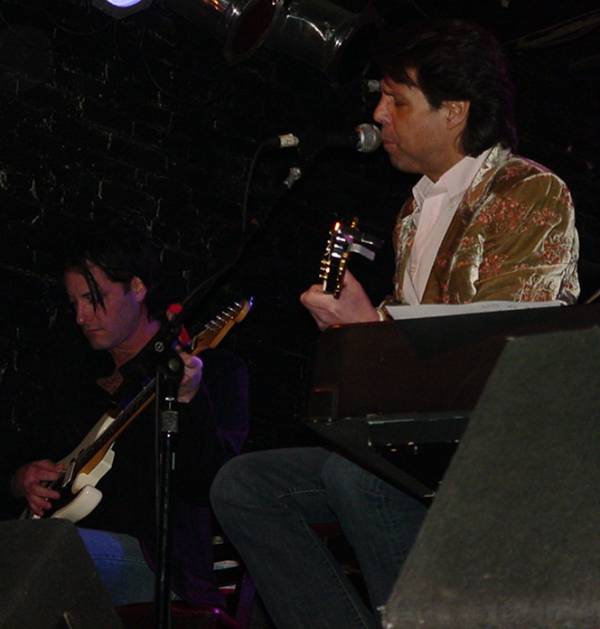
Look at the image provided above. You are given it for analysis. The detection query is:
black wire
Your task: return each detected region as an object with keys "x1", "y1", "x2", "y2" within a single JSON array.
[
  {"x1": 172, "y1": 138, "x2": 294, "y2": 329},
  {"x1": 241, "y1": 138, "x2": 274, "y2": 233}
]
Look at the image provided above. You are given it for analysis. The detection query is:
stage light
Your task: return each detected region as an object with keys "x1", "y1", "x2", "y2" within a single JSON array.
[
  {"x1": 264, "y1": 0, "x2": 380, "y2": 83},
  {"x1": 91, "y1": 0, "x2": 153, "y2": 19},
  {"x1": 167, "y1": 0, "x2": 378, "y2": 81},
  {"x1": 166, "y1": 0, "x2": 283, "y2": 62}
]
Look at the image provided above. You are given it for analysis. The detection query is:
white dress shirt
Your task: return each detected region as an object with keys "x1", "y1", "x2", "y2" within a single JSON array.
[{"x1": 402, "y1": 148, "x2": 492, "y2": 304}]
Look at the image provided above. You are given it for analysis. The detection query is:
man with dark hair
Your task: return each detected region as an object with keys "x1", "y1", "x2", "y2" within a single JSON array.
[
  {"x1": 210, "y1": 19, "x2": 579, "y2": 629},
  {"x1": 2, "y1": 224, "x2": 249, "y2": 609},
  {"x1": 302, "y1": 19, "x2": 578, "y2": 328},
  {"x1": 377, "y1": 19, "x2": 518, "y2": 156}
]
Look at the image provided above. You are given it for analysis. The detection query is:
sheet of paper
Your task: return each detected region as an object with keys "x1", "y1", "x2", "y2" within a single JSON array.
[{"x1": 385, "y1": 301, "x2": 563, "y2": 320}]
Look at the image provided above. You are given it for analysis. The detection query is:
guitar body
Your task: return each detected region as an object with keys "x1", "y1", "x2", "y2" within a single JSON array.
[
  {"x1": 58, "y1": 413, "x2": 117, "y2": 522},
  {"x1": 31, "y1": 413, "x2": 117, "y2": 523},
  {"x1": 59, "y1": 411, "x2": 115, "y2": 478},
  {"x1": 52, "y1": 485, "x2": 104, "y2": 523}
]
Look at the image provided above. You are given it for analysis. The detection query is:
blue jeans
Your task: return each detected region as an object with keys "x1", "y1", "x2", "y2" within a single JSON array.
[
  {"x1": 210, "y1": 448, "x2": 427, "y2": 629},
  {"x1": 78, "y1": 528, "x2": 155, "y2": 606},
  {"x1": 78, "y1": 505, "x2": 225, "y2": 609}
]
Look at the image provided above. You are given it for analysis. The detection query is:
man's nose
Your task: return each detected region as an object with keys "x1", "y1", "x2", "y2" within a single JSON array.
[
  {"x1": 75, "y1": 302, "x2": 93, "y2": 325},
  {"x1": 373, "y1": 96, "x2": 388, "y2": 125}
]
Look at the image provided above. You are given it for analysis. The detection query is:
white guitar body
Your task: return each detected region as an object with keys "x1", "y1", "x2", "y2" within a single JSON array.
[
  {"x1": 52, "y1": 412, "x2": 117, "y2": 523},
  {"x1": 52, "y1": 485, "x2": 104, "y2": 523}
]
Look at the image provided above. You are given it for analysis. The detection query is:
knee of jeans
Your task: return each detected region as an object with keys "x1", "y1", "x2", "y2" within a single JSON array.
[
  {"x1": 322, "y1": 454, "x2": 426, "y2": 525},
  {"x1": 211, "y1": 458, "x2": 242, "y2": 515},
  {"x1": 321, "y1": 453, "x2": 371, "y2": 502},
  {"x1": 210, "y1": 453, "x2": 265, "y2": 516}
]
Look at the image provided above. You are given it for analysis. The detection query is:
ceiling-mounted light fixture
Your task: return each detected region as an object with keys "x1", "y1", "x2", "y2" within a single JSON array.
[
  {"x1": 264, "y1": 0, "x2": 381, "y2": 84},
  {"x1": 91, "y1": 0, "x2": 153, "y2": 19},
  {"x1": 165, "y1": 0, "x2": 283, "y2": 62},
  {"x1": 166, "y1": 0, "x2": 379, "y2": 82}
]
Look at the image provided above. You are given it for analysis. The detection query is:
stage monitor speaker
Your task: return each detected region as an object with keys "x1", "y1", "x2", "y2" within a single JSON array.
[
  {"x1": 384, "y1": 326, "x2": 600, "y2": 629},
  {"x1": 0, "y1": 519, "x2": 123, "y2": 629}
]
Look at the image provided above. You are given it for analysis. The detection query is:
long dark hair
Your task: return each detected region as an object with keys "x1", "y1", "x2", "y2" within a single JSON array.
[
  {"x1": 375, "y1": 19, "x2": 517, "y2": 155},
  {"x1": 63, "y1": 222, "x2": 164, "y2": 321}
]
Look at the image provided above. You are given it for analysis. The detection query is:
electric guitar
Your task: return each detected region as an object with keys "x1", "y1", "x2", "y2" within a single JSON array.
[
  {"x1": 319, "y1": 217, "x2": 381, "y2": 298},
  {"x1": 25, "y1": 298, "x2": 253, "y2": 523}
]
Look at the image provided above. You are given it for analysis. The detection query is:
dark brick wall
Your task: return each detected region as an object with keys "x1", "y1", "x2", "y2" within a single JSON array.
[{"x1": 1, "y1": 0, "x2": 598, "y2": 452}]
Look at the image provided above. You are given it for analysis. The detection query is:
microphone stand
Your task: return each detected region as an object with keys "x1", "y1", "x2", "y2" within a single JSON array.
[
  {"x1": 120, "y1": 141, "x2": 306, "y2": 629},
  {"x1": 117, "y1": 312, "x2": 188, "y2": 629},
  {"x1": 154, "y1": 347, "x2": 184, "y2": 629}
]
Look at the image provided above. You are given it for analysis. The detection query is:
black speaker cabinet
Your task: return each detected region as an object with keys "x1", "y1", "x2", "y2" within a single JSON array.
[
  {"x1": 384, "y1": 327, "x2": 600, "y2": 628},
  {"x1": 0, "y1": 519, "x2": 122, "y2": 628}
]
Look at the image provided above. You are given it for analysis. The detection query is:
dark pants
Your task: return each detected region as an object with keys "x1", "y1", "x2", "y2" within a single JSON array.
[{"x1": 210, "y1": 447, "x2": 426, "y2": 629}]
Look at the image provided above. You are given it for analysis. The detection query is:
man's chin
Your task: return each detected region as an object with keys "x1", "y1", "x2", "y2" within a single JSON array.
[
  {"x1": 87, "y1": 340, "x2": 107, "y2": 350},
  {"x1": 84, "y1": 332, "x2": 109, "y2": 350},
  {"x1": 388, "y1": 153, "x2": 419, "y2": 174}
]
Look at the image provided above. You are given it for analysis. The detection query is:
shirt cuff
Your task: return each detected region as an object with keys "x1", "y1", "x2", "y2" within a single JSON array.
[{"x1": 376, "y1": 306, "x2": 391, "y2": 321}]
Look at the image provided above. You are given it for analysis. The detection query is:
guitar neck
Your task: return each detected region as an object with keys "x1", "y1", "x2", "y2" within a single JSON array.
[{"x1": 73, "y1": 377, "x2": 158, "y2": 476}]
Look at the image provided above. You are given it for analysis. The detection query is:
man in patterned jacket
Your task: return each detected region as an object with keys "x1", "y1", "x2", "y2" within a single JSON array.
[
  {"x1": 302, "y1": 21, "x2": 578, "y2": 328},
  {"x1": 210, "y1": 19, "x2": 580, "y2": 629}
]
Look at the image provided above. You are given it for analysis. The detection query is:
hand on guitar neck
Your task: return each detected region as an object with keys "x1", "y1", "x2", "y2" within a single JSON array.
[
  {"x1": 303, "y1": 217, "x2": 383, "y2": 330},
  {"x1": 176, "y1": 352, "x2": 204, "y2": 403},
  {"x1": 300, "y1": 270, "x2": 379, "y2": 331}
]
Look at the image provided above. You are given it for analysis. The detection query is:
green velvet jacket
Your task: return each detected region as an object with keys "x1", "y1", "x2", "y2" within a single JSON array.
[{"x1": 390, "y1": 145, "x2": 580, "y2": 305}]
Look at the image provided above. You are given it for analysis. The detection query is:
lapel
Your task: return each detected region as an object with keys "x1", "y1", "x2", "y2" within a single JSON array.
[
  {"x1": 421, "y1": 145, "x2": 511, "y2": 303},
  {"x1": 393, "y1": 198, "x2": 418, "y2": 301}
]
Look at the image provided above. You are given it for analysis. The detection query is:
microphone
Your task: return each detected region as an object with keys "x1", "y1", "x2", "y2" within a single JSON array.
[{"x1": 268, "y1": 123, "x2": 381, "y2": 154}]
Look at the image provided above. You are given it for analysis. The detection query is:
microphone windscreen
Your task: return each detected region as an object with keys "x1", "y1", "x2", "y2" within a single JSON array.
[{"x1": 356, "y1": 123, "x2": 381, "y2": 153}]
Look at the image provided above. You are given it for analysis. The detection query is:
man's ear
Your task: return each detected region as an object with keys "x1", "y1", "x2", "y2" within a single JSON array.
[
  {"x1": 130, "y1": 276, "x2": 148, "y2": 303},
  {"x1": 444, "y1": 100, "x2": 470, "y2": 130}
]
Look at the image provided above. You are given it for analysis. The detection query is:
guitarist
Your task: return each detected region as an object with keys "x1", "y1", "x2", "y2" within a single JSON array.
[
  {"x1": 2, "y1": 223, "x2": 248, "y2": 609},
  {"x1": 210, "y1": 19, "x2": 580, "y2": 629}
]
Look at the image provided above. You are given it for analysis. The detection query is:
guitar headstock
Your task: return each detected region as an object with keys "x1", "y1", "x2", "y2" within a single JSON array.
[
  {"x1": 319, "y1": 218, "x2": 382, "y2": 299},
  {"x1": 319, "y1": 218, "x2": 358, "y2": 298},
  {"x1": 190, "y1": 298, "x2": 253, "y2": 353}
]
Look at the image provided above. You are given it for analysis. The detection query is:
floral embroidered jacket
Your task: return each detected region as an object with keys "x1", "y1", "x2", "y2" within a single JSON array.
[{"x1": 390, "y1": 145, "x2": 580, "y2": 305}]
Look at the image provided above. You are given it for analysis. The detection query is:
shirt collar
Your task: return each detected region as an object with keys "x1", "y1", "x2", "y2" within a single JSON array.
[{"x1": 412, "y1": 147, "x2": 493, "y2": 210}]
